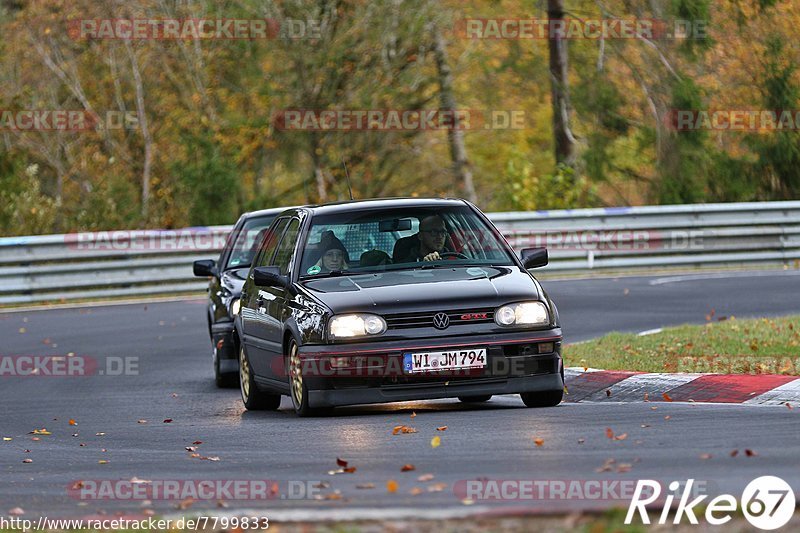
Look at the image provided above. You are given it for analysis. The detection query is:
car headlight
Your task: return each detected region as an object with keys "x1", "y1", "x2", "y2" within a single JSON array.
[
  {"x1": 230, "y1": 298, "x2": 241, "y2": 316},
  {"x1": 329, "y1": 314, "x2": 387, "y2": 339},
  {"x1": 495, "y1": 301, "x2": 549, "y2": 327}
]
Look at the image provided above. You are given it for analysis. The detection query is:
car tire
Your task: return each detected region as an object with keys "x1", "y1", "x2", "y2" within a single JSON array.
[
  {"x1": 214, "y1": 349, "x2": 238, "y2": 389},
  {"x1": 239, "y1": 345, "x2": 281, "y2": 411},
  {"x1": 288, "y1": 339, "x2": 331, "y2": 417},
  {"x1": 520, "y1": 389, "x2": 563, "y2": 408},
  {"x1": 457, "y1": 395, "x2": 492, "y2": 403}
]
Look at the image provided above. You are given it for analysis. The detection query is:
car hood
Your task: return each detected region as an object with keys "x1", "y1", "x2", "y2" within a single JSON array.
[{"x1": 299, "y1": 266, "x2": 540, "y2": 314}]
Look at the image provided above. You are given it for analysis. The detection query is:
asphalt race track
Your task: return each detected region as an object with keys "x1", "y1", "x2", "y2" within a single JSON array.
[{"x1": 1, "y1": 269, "x2": 799, "y2": 518}]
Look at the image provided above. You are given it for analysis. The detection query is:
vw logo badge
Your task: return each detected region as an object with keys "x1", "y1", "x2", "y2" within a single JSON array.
[{"x1": 433, "y1": 312, "x2": 450, "y2": 330}]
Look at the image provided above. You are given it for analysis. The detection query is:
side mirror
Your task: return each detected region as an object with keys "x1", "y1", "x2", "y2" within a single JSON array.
[
  {"x1": 521, "y1": 248, "x2": 548, "y2": 269},
  {"x1": 193, "y1": 259, "x2": 218, "y2": 277},
  {"x1": 253, "y1": 266, "x2": 288, "y2": 288}
]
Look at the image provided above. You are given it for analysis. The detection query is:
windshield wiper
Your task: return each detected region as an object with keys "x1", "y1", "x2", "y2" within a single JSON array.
[{"x1": 302, "y1": 270, "x2": 357, "y2": 279}]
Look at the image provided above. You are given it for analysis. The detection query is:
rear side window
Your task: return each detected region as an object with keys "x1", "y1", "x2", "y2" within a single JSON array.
[
  {"x1": 272, "y1": 219, "x2": 301, "y2": 276},
  {"x1": 254, "y1": 217, "x2": 288, "y2": 268}
]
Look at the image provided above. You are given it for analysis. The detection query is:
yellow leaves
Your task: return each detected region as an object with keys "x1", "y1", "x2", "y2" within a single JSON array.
[
  {"x1": 2, "y1": 437, "x2": 12, "y2": 442},
  {"x1": 431, "y1": 436, "x2": 441, "y2": 448},
  {"x1": 386, "y1": 480, "x2": 398, "y2": 493},
  {"x1": 30, "y1": 429, "x2": 51, "y2": 435},
  {"x1": 98, "y1": 460, "x2": 108, "y2": 465}
]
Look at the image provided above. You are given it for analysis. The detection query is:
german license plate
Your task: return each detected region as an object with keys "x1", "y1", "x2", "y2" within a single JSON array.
[{"x1": 403, "y1": 348, "x2": 487, "y2": 373}]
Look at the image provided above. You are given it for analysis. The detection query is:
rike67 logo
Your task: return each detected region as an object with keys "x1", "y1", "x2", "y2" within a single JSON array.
[{"x1": 626, "y1": 476, "x2": 795, "y2": 530}]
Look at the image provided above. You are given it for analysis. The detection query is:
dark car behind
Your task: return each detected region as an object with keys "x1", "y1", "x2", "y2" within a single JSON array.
[{"x1": 193, "y1": 208, "x2": 286, "y2": 387}]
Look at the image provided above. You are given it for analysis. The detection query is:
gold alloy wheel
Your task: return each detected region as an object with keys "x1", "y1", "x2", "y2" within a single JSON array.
[
  {"x1": 290, "y1": 342, "x2": 303, "y2": 408},
  {"x1": 239, "y1": 346, "x2": 250, "y2": 402}
]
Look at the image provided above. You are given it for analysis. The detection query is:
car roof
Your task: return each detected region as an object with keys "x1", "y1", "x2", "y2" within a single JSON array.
[
  {"x1": 239, "y1": 207, "x2": 292, "y2": 220},
  {"x1": 294, "y1": 197, "x2": 469, "y2": 216}
]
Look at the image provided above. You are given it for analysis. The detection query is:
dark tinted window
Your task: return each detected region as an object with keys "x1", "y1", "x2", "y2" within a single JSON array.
[
  {"x1": 255, "y1": 217, "x2": 288, "y2": 268},
  {"x1": 224, "y1": 215, "x2": 278, "y2": 269},
  {"x1": 272, "y1": 218, "x2": 301, "y2": 275}
]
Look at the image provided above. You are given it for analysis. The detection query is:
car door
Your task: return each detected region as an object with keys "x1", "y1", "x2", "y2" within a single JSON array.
[
  {"x1": 241, "y1": 217, "x2": 288, "y2": 377},
  {"x1": 209, "y1": 217, "x2": 245, "y2": 325},
  {"x1": 258, "y1": 217, "x2": 302, "y2": 383}
]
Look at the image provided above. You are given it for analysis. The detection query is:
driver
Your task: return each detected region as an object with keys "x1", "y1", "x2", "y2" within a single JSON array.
[{"x1": 397, "y1": 215, "x2": 449, "y2": 262}]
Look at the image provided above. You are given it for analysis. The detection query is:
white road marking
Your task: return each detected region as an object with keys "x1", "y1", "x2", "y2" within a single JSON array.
[
  {"x1": 650, "y1": 270, "x2": 800, "y2": 286},
  {"x1": 637, "y1": 328, "x2": 663, "y2": 336}
]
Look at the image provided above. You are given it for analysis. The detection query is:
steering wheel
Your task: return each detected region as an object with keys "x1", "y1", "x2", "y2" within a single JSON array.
[{"x1": 439, "y1": 251, "x2": 469, "y2": 260}]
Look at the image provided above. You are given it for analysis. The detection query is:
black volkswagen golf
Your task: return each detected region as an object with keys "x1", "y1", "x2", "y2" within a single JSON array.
[{"x1": 236, "y1": 198, "x2": 563, "y2": 416}]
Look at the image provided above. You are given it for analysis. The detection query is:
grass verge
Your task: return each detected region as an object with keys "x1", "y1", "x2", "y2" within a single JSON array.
[{"x1": 564, "y1": 315, "x2": 800, "y2": 374}]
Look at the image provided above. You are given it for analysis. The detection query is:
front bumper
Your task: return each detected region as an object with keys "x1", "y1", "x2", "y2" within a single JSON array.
[{"x1": 297, "y1": 328, "x2": 563, "y2": 408}]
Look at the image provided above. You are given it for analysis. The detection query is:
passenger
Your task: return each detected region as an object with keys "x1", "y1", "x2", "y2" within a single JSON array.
[{"x1": 312, "y1": 230, "x2": 349, "y2": 273}]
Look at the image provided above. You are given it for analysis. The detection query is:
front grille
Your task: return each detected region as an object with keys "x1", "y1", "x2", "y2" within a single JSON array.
[{"x1": 384, "y1": 308, "x2": 495, "y2": 330}]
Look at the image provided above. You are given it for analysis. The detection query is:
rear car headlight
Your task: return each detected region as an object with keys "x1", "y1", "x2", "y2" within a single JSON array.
[
  {"x1": 495, "y1": 301, "x2": 549, "y2": 327},
  {"x1": 329, "y1": 314, "x2": 387, "y2": 339},
  {"x1": 230, "y1": 298, "x2": 241, "y2": 316}
]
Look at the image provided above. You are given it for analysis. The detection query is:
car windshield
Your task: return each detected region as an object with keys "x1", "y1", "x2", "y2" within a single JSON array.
[
  {"x1": 225, "y1": 215, "x2": 277, "y2": 270},
  {"x1": 298, "y1": 205, "x2": 516, "y2": 278}
]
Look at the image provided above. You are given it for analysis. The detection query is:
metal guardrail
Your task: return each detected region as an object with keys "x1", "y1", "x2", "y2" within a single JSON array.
[{"x1": 1, "y1": 201, "x2": 799, "y2": 305}]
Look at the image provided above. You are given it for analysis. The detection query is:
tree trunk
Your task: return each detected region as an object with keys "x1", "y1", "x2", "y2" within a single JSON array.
[
  {"x1": 432, "y1": 25, "x2": 478, "y2": 204},
  {"x1": 126, "y1": 42, "x2": 153, "y2": 220},
  {"x1": 547, "y1": 0, "x2": 576, "y2": 166}
]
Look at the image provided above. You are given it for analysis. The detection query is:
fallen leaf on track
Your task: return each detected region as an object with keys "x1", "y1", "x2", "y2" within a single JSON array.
[
  {"x1": 605, "y1": 428, "x2": 615, "y2": 439},
  {"x1": 30, "y1": 429, "x2": 51, "y2": 435},
  {"x1": 356, "y1": 483, "x2": 375, "y2": 489},
  {"x1": 137, "y1": 420, "x2": 147, "y2": 424},
  {"x1": 431, "y1": 436, "x2": 441, "y2": 448},
  {"x1": 336, "y1": 457, "x2": 348, "y2": 467},
  {"x1": 68, "y1": 419, "x2": 77, "y2": 426},
  {"x1": 436, "y1": 426, "x2": 448, "y2": 431},
  {"x1": 410, "y1": 412, "x2": 416, "y2": 419},
  {"x1": 163, "y1": 419, "x2": 173, "y2": 424},
  {"x1": 730, "y1": 450, "x2": 739, "y2": 457},
  {"x1": 386, "y1": 480, "x2": 398, "y2": 493},
  {"x1": 417, "y1": 474, "x2": 434, "y2": 482},
  {"x1": 700, "y1": 453, "x2": 712, "y2": 460},
  {"x1": 533, "y1": 437, "x2": 544, "y2": 447},
  {"x1": 8, "y1": 507, "x2": 24, "y2": 516},
  {"x1": 392, "y1": 425, "x2": 417, "y2": 435},
  {"x1": 409, "y1": 487, "x2": 424, "y2": 496},
  {"x1": 428, "y1": 483, "x2": 448, "y2": 492},
  {"x1": 614, "y1": 433, "x2": 628, "y2": 441},
  {"x1": 745, "y1": 449, "x2": 758, "y2": 457},
  {"x1": 22, "y1": 459, "x2": 33, "y2": 464},
  {"x1": 662, "y1": 393, "x2": 673, "y2": 402},
  {"x1": 98, "y1": 460, "x2": 108, "y2": 465},
  {"x1": 401, "y1": 464, "x2": 416, "y2": 472}
]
